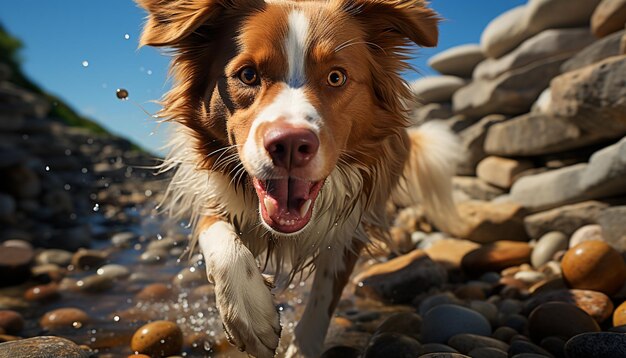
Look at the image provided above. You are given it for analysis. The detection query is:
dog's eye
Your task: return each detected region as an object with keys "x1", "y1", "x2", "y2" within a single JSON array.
[
  {"x1": 238, "y1": 67, "x2": 258, "y2": 86},
  {"x1": 327, "y1": 69, "x2": 347, "y2": 87}
]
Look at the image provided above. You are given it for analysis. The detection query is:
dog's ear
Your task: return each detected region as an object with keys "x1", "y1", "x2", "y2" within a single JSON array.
[
  {"x1": 137, "y1": 0, "x2": 264, "y2": 47},
  {"x1": 335, "y1": 0, "x2": 439, "y2": 48}
]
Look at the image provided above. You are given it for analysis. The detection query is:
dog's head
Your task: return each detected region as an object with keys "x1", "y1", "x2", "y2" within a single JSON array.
[{"x1": 139, "y1": 0, "x2": 438, "y2": 235}]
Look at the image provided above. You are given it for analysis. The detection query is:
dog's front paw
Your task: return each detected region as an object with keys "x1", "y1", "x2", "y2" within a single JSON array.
[{"x1": 215, "y1": 271, "x2": 281, "y2": 358}]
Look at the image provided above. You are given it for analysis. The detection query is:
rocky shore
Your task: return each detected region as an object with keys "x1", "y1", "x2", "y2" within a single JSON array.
[{"x1": 1, "y1": 0, "x2": 626, "y2": 357}]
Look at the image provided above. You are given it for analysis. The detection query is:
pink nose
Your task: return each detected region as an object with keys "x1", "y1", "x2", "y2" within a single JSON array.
[{"x1": 263, "y1": 127, "x2": 319, "y2": 170}]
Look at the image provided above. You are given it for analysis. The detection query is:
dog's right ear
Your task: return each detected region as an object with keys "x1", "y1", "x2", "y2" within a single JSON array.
[{"x1": 137, "y1": 0, "x2": 264, "y2": 47}]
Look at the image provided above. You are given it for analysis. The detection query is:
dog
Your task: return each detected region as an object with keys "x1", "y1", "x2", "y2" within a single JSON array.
[{"x1": 137, "y1": 0, "x2": 460, "y2": 356}]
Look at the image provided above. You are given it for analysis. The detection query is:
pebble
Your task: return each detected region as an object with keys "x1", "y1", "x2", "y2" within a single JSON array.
[
  {"x1": 508, "y1": 340, "x2": 553, "y2": 357},
  {"x1": 374, "y1": 312, "x2": 422, "y2": 341},
  {"x1": 469, "y1": 301, "x2": 498, "y2": 326},
  {"x1": 421, "y1": 343, "x2": 460, "y2": 354},
  {"x1": 146, "y1": 237, "x2": 177, "y2": 251},
  {"x1": 0, "y1": 336, "x2": 89, "y2": 358},
  {"x1": 139, "y1": 249, "x2": 168, "y2": 264},
  {"x1": 422, "y1": 304, "x2": 492, "y2": 344},
  {"x1": 613, "y1": 301, "x2": 626, "y2": 326},
  {"x1": 76, "y1": 274, "x2": 114, "y2": 292},
  {"x1": 321, "y1": 345, "x2": 361, "y2": 358},
  {"x1": 36, "y1": 249, "x2": 73, "y2": 266},
  {"x1": 130, "y1": 320, "x2": 183, "y2": 357},
  {"x1": 0, "y1": 246, "x2": 34, "y2": 286},
  {"x1": 71, "y1": 249, "x2": 108, "y2": 270},
  {"x1": 418, "y1": 353, "x2": 470, "y2": 358},
  {"x1": 424, "y1": 238, "x2": 480, "y2": 270},
  {"x1": 447, "y1": 333, "x2": 509, "y2": 354},
  {"x1": 513, "y1": 271, "x2": 546, "y2": 285},
  {"x1": 111, "y1": 232, "x2": 137, "y2": 248},
  {"x1": 172, "y1": 267, "x2": 206, "y2": 288},
  {"x1": 31, "y1": 263, "x2": 65, "y2": 282},
  {"x1": 539, "y1": 336, "x2": 565, "y2": 358},
  {"x1": 0, "y1": 310, "x2": 24, "y2": 335},
  {"x1": 136, "y1": 283, "x2": 174, "y2": 302},
  {"x1": 561, "y1": 240, "x2": 626, "y2": 295},
  {"x1": 97, "y1": 264, "x2": 130, "y2": 280},
  {"x1": 527, "y1": 302, "x2": 600, "y2": 343},
  {"x1": 492, "y1": 326, "x2": 518, "y2": 343},
  {"x1": 531, "y1": 231, "x2": 568, "y2": 268},
  {"x1": 467, "y1": 347, "x2": 507, "y2": 358},
  {"x1": 498, "y1": 314, "x2": 527, "y2": 333},
  {"x1": 418, "y1": 292, "x2": 462, "y2": 316},
  {"x1": 524, "y1": 289, "x2": 614, "y2": 323},
  {"x1": 40, "y1": 308, "x2": 90, "y2": 329},
  {"x1": 363, "y1": 332, "x2": 422, "y2": 358},
  {"x1": 461, "y1": 241, "x2": 532, "y2": 274},
  {"x1": 24, "y1": 283, "x2": 61, "y2": 302},
  {"x1": 564, "y1": 332, "x2": 626, "y2": 358},
  {"x1": 569, "y1": 224, "x2": 603, "y2": 248},
  {"x1": 2, "y1": 239, "x2": 33, "y2": 250}
]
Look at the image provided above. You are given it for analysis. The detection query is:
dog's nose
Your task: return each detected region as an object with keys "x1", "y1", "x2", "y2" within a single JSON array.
[{"x1": 264, "y1": 127, "x2": 319, "y2": 169}]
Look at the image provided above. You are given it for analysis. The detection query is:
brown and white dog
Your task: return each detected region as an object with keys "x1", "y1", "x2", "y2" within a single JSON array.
[{"x1": 137, "y1": 0, "x2": 460, "y2": 356}]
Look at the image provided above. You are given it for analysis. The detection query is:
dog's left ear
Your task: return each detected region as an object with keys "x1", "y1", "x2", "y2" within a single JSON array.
[{"x1": 335, "y1": 0, "x2": 439, "y2": 48}]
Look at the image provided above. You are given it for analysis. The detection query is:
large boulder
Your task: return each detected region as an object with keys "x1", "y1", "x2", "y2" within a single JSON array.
[
  {"x1": 428, "y1": 44, "x2": 485, "y2": 78},
  {"x1": 475, "y1": 28, "x2": 595, "y2": 80},
  {"x1": 579, "y1": 136, "x2": 626, "y2": 196},
  {"x1": 549, "y1": 55, "x2": 626, "y2": 139},
  {"x1": 591, "y1": 0, "x2": 626, "y2": 38},
  {"x1": 481, "y1": 5, "x2": 531, "y2": 59},
  {"x1": 525, "y1": 0, "x2": 601, "y2": 34},
  {"x1": 524, "y1": 201, "x2": 610, "y2": 239},
  {"x1": 453, "y1": 55, "x2": 566, "y2": 118},
  {"x1": 410, "y1": 76, "x2": 467, "y2": 104},
  {"x1": 456, "y1": 114, "x2": 509, "y2": 175},
  {"x1": 561, "y1": 30, "x2": 625, "y2": 73}
]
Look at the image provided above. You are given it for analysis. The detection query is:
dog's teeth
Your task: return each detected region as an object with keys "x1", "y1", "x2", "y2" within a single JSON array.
[
  {"x1": 264, "y1": 197, "x2": 277, "y2": 217},
  {"x1": 299, "y1": 199, "x2": 312, "y2": 218}
]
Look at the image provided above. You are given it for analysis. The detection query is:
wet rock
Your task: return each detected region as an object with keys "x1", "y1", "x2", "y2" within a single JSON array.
[
  {"x1": 419, "y1": 354, "x2": 469, "y2": 358},
  {"x1": 531, "y1": 232, "x2": 568, "y2": 268},
  {"x1": 420, "y1": 343, "x2": 459, "y2": 354},
  {"x1": 569, "y1": 224, "x2": 604, "y2": 248},
  {"x1": 96, "y1": 264, "x2": 130, "y2": 280},
  {"x1": 423, "y1": 238, "x2": 480, "y2": 270},
  {"x1": 0, "y1": 246, "x2": 33, "y2": 286},
  {"x1": 418, "y1": 293, "x2": 463, "y2": 317},
  {"x1": 561, "y1": 241, "x2": 626, "y2": 295},
  {"x1": 596, "y1": 206, "x2": 626, "y2": 251},
  {"x1": 130, "y1": 320, "x2": 183, "y2": 357},
  {"x1": 539, "y1": 336, "x2": 566, "y2": 358},
  {"x1": 140, "y1": 249, "x2": 168, "y2": 264},
  {"x1": 76, "y1": 274, "x2": 114, "y2": 293},
  {"x1": 172, "y1": 266, "x2": 207, "y2": 288},
  {"x1": 469, "y1": 301, "x2": 498, "y2": 327},
  {"x1": 562, "y1": 30, "x2": 625, "y2": 73},
  {"x1": 36, "y1": 249, "x2": 73, "y2": 266},
  {"x1": 410, "y1": 76, "x2": 467, "y2": 104},
  {"x1": 448, "y1": 334, "x2": 509, "y2": 354},
  {"x1": 0, "y1": 193, "x2": 16, "y2": 221},
  {"x1": 462, "y1": 241, "x2": 532, "y2": 274},
  {"x1": 321, "y1": 345, "x2": 361, "y2": 358},
  {"x1": 24, "y1": 283, "x2": 61, "y2": 302},
  {"x1": 475, "y1": 28, "x2": 594, "y2": 80},
  {"x1": 136, "y1": 284, "x2": 173, "y2": 302},
  {"x1": 492, "y1": 326, "x2": 518, "y2": 343},
  {"x1": 0, "y1": 336, "x2": 89, "y2": 358},
  {"x1": 564, "y1": 332, "x2": 626, "y2": 358},
  {"x1": 528, "y1": 302, "x2": 600, "y2": 343},
  {"x1": 525, "y1": 289, "x2": 613, "y2": 323},
  {"x1": 591, "y1": 0, "x2": 626, "y2": 38},
  {"x1": 111, "y1": 232, "x2": 137, "y2": 248},
  {"x1": 146, "y1": 237, "x2": 177, "y2": 252},
  {"x1": 354, "y1": 250, "x2": 447, "y2": 303},
  {"x1": 513, "y1": 271, "x2": 546, "y2": 286},
  {"x1": 374, "y1": 312, "x2": 422, "y2": 341},
  {"x1": 467, "y1": 347, "x2": 507, "y2": 358},
  {"x1": 452, "y1": 201, "x2": 528, "y2": 244},
  {"x1": 363, "y1": 332, "x2": 422, "y2": 358},
  {"x1": 422, "y1": 304, "x2": 491, "y2": 344},
  {"x1": 456, "y1": 114, "x2": 508, "y2": 175},
  {"x1": 613, "y1": 300, "x2": 626, "y2": 326},
  {"x1": 523, "y1": 201, "x2": 609, "y2": 239},
  {"x1": 428, "y1": 44, "x2": 484, "y2": 78},
  {"x1": 480, "y1": 5, "x2": 530, "y2": 59},
  {"x1": 71, "y1": 249, "x2": 108, "y2": 270},
  {"x1": 508, "y1": 339, "x2": 554, "y2": 357},
  {"x1": 40, "y1": 307, "x2": 90, "y2": 329},
  {"x1": 0, "y1": 310, "x2": 23, "y2": 335},
  {"x1": 476, "y1": 156, "x2": 533, "y2": 189}
]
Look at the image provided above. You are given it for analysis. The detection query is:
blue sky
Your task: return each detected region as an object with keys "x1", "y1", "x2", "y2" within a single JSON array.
[{"x1": 1, "y1": 0, "x2": 525, "y2": 155}]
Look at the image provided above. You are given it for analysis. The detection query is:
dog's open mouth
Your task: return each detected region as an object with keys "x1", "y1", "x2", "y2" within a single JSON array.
[{"x1": 253, "y1": 177, "x2": 324, "y2": 234}]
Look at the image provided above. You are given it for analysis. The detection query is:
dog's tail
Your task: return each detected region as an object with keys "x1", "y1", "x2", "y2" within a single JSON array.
[{"x1": 391, "y1": 121, "x2": 464, "y2": 233}]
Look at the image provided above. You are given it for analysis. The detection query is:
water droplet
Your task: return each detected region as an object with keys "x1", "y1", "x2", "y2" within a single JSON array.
[
  {"x1": 64, "y1": 184, "x2": 71, "y2": 190},
  {"x1": 204, "y1": 341, "x2": 212, "y2": 351},
  {"x1": 124, "y1": 33, "x2": 130, "y2": 40},
  {"x1": 64, "y1": 149, "x2": 71, "y2": 156},
  {"x1": 82, "y1": 60, "x2": 89, "y2": 67},
  {"x1": 147, "y1": 69, "x2": 153, "y2": 75},
  {"x1": 116, "y1": 88, "x2": 129, "y2": 100},
  {"x1": 93, "y1": 203, "x2": 100, "y2": 212},
  {"x1": 45, "y1": 166, "x2": 50, "y2": 172},
  {"x1": 113, "y1": 315, "x2": 120, "y2": 322},
  {"x1": 72, "y1": 321, "x2": 82, "y2": 328},
  {"x1": 81, "y1": 168, "x2": 88, "y2": 174},
  {"x1": 160, "y1": 339, "x2": 165, "y2": 344},
  {"x1": 145, "y1": 189, "x2": 153, "y2": 197}
]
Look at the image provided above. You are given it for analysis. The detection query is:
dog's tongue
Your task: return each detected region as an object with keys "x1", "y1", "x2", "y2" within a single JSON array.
[{"x1": 254, "y1": 177, "x2": 321, "y2": 233}]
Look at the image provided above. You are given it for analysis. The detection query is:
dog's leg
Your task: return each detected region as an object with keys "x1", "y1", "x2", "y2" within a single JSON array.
[
  {"x1": 198, "y1": 217, "x2": 281, "y2": 358},
  {"x1": 286, "y1": 240, "x2": 363, "y2": 358}
]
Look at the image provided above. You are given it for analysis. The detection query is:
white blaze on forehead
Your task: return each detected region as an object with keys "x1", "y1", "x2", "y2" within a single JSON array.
[{"x1": 285, "y1": 10, "x2": 310, "y2": 88}]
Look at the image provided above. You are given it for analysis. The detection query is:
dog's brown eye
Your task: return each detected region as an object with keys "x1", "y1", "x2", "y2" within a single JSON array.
[
  {"x1": 327, "y1": 69, "x2": 347, "y2": 87},
  {"x1": 238, "y1": 67, "x2": 258, "y2": 86}
]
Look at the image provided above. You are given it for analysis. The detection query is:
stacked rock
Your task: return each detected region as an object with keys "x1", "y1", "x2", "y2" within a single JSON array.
[{"x1": 0, "y1": 64, "x2": 163, "y2": 287}]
